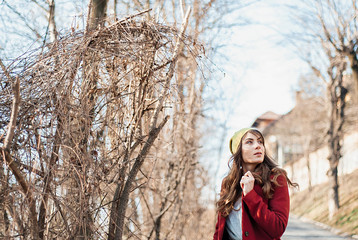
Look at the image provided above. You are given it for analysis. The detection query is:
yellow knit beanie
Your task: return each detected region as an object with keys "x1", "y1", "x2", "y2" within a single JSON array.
[{"x1": 229, "y1": 128, "x2": 253, "y2": 154}]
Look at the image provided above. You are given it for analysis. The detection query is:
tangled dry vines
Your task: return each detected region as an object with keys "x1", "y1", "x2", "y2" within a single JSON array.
[{"x1": 0, "y1": 10, "x2": 203, "y2": 239}]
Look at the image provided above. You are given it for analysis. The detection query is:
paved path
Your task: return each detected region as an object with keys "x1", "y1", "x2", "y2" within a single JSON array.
[{"x1": 282, "y1": 216, "x2": 353, "y2": 240}]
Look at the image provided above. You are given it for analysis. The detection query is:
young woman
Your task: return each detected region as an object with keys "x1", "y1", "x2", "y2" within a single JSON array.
[{"x1": 213, "y1": 128, "x2": 297, "y2": 240}]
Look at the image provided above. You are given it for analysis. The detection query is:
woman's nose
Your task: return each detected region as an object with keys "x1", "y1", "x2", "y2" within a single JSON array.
[{"x1": 255, "y1": 142, "x2": 261, "y2": 149}]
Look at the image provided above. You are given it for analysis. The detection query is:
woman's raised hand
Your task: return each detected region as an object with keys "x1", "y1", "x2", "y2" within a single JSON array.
[{"x1": 240, "y1": 171, "x2": 255, "y2": 196}]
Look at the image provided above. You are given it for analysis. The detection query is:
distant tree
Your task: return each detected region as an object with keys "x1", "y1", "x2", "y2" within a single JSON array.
[{"x1": 289, "y1": 0, "x2": 354, "y2": 218}]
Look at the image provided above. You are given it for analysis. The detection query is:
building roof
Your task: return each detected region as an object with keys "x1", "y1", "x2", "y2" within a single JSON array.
[
  {"x1": 256, "y1": 111, "x2": 281, "y2": 121},
  {"x1": 251, "y1": 111, "x2": 281, "y2": 131}
]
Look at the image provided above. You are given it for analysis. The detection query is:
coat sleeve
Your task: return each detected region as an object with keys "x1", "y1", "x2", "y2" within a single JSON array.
[
  {"x1": 242, "y1": 174, "x2": 290, "y2": 239},
  {"x1": 213, "y1": 214, "x2": 220, "y2": 240},
  {"x1": 213, "y1": 211, "x2": 227, "y2": 240},
  {"x1": 213, "y1": 181, "x2": 226, "y2": 240}
]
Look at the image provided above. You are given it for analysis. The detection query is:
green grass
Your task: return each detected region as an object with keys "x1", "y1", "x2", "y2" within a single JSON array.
[{"x1": 290, "y1": 168, "x2": 358, "y2": 236}]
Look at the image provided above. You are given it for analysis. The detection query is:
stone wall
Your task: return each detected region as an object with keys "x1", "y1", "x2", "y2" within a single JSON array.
[{"x1": 284, "y1": 132, "x2": 358, "y2": 191}]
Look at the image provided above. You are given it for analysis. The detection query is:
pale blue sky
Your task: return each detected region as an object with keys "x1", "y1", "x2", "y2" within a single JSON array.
[
  {"x1": 225, "y1": 0, "x2": 307, "y2": 129},
  {"x1": 212, "y1": 0, "x2": 309, "y2": 193}
]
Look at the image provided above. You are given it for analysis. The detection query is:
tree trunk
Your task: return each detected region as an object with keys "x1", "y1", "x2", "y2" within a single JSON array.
[
  {"x1": 348, "y1": 54, "x2": 358, "y2": 102},
  {"x1": 88, "y1": 0, "x2": 109, "y2": 30},
  {"x1": 154, "y1": 201, "x2": 167, "y2": 240},
  {"x1": 303, "y1": 137, "x2": 312, "y2": 191},
  {"x1": 0, "y1": 168, "x2": 10, "y2": 239},
  {"x1": 326, "y1": 58, "x2": 347, "y2": 219},
  {"x1": 48, "y1": 0, "x2": 57, "y2": 42},
  {"x1": 110, "y1": 116, "x2": 169, "y2": 240},
  {"x1": 305, "y1": 153, "x2": 312, "y2": 192},
  {"x1": 327, "y1": 165, "x2": 339, "y2": 219}
]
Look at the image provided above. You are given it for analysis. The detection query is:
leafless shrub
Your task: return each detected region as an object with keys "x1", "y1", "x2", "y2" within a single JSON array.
[{"x1": 1, "y1": 10, "x2": 206, "y2": 239}]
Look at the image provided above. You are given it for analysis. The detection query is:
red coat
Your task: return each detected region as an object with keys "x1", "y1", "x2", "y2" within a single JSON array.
[{"x1": 213, "y1": 175, "x2": 290, "y2": 240}]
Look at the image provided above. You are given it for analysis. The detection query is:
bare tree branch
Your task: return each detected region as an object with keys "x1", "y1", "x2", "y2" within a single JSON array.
[
  {"x1": 3, "y1": 77, "x2": 20, "y2": 150},
  {"x1": 2, "y1": 1, "x2": 42, "y2": 39},
  {"x1": 0, "y1": 76, "x2": 39, "y2": 239},
  {"x1": 150, "y1": 7, "x2": 191, "y2": 129}
]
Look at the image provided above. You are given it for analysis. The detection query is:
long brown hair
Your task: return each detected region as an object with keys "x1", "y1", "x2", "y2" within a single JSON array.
[{"x1": 216, "y1": 129, "x2": 297, "y2": 217}]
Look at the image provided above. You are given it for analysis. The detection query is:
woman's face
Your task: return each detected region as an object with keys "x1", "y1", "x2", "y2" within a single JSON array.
[{"x1": 241, "y1": 132, "x2": 265, "y2": 170}]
